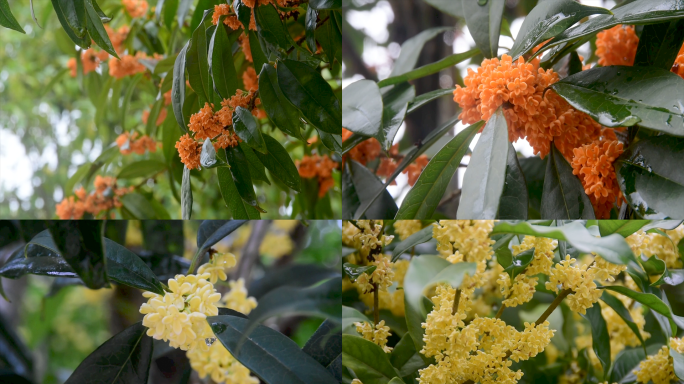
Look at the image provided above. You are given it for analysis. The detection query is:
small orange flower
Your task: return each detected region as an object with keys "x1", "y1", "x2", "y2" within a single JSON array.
[
  {"x1": 672, "y1": 44, "x2": 684, "y2": 79},
  {"x1": 376, "y1": 158, "x2": 399, "y2": 185},
  {"x1": 403, "y1": 155, "x2": 429, "y2": 187},
  {"x1": 56, "y1": 176, "x2": 132, "y2": 219},
  {"x1": 109, "y1": 53, "x2": 146, "y2": 79},
  {"x1": 243, "y1": 67, "x2": 259, "y2": 92},
  {"x1": 342, "y1": 128, "x2": 381, "y2": 165},
  {"x1": 241, "y1": 34, "x2": 253, "y2": 62},
  {"x1": 213, "y1": 4, "x2": 242, "y2": 29},
  {"x1": 122, "y1": 0, "x2": 148, "y2": 18},
  {"x1": 105, "y1": 25, "x2": 130, "y2": 54},
  {"x1": 175, "y1": 134, "x2": 202, "y2": 170},
  {"x1": 571, "y1": 140, "x2": 624, "y2": 219},
  {"x1": 297, "y1": 154, "x2": 338, "y2": 197},
  {"x1": 56, "y1": 196, "x2": 86, "y2": 219},
  {"x1": 142, "y1": 106, "x2": 168, "y2": 127},
  {"x1": 213, "y1": 130, "x2": 241, "y2": 151},
  {"x1": 116, "y1": 132, "x2": 159, "y2": 155},
  {"x1": 188, "y1": 103, "x2": 224, "y2": 140},
  {"x1": 596, "y1": 25, "x2": 639, "y2": 67}
]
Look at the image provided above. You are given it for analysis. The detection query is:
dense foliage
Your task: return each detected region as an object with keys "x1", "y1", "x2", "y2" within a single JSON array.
[{"x1": 342, "y1": 0, "x2": 684, "y2": 221}]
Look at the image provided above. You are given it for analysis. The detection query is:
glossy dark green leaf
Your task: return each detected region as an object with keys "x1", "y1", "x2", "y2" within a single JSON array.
[
  {"x1": 226, "y1": 145, "x2": 258, "y2": 207},
  {"x1": 640, "y1": 254, "x2": 666, "y2": 275},
  {"x1": 209, "y1": 315, "x2": 338, "y2": 384},
  {"x1": 85, "y1": 0, "x2": 117, "y2": 57},
  {"x1": 457, "y1": 108, "x2": 509, "y2": 219},
  {"x1": 610, "y1": 347, "x2": 646, "y2": 383},
  {"x1": 552, "y1": 66, "x2": 684, "y2": 135},
  {"x1": 117, "y1": 160, "x2": 167, "y2": 180},
  {"x1": 635, "y1": 20, "x2": 684, "y2": 70},
  {"x1": 671, "y1": 348, "x2": 684, "y2": 380},
  {"x1": 0, "y1": 255, "x2": 76, "y2": 279},
  {"x1": 65, "y1": 322, "x2": 153, "y2": 384},
  {"x1": 343, "y1": 263, "x2": 377, "y2": 280},
  {"x1": 186, "y1": 15, "x2": 212, "y2": 106},
  {"x1": 509, "y1": 0, "x2": 611, "y2": 60},
  {"x1": 233, "y1": 107, "x2": 267, "y2": 154},
  {"x1": 378, "y1": 49, "x2": 479, "y2": 88},
  {"x1": 348, "y1": 160, "x2": 398, "y2": 219},
  {"x1": 209, "y1": 21, "x2": 240, "y2": 99},
  {"x1": 303, "y1": 320, "x2": 342, "y2": 381},
  {"x1": 390, "y1": 27, "x2": 451, "y2": 76},
  {"x1": 188, "y1": 220, "x2": 247, "y2": 273},
  {"x1": 342, "y1": 80, "x2": 383, "y2": 137},
  {"x1": 51, "y1": 0, "x2": 90, "y2": 48},
  {"x1": 568, "y1": 51, "x2": 583, "y2": 76},
  {"x1": 407, "y1": 88, "x2": 455, "y2": 114},
  {"x1": 601, "y1": 291, "x2": 647, "y2": 354},
  {"x1": 390, "y1": 333, "x2": 426, "y2": 378},
  {"x1": 172, "y1": 41, "x2": 190, "y2": 133},
  {"x1": 0, "y1": 0, "x2": 25, "y2": 33},
  {"x1": 463, "y1": 0, "x2": 504, "y2": 59},
  {"x1": 601, "y1": 285, "x2": 675, "y2": 319},
  {"x1": 233, "y1": 0, "x2": 250, "y2": 31},
  {"x1": 342, "y1": 306, "x2": 370, "y2": 331},
  {"x1": 239, "y1": 142, "x2": 269, "y2": 184},
  {"x1": 342, "y1": 163, "x2": 360, "y2": 219},
  {"x1": 598, "y1": 220, "x2": 650, "y2": 237},
  {"x1": 494, "y1": 234, "x2": 514, "y2": 269},
  {"x1": 396, "y1": 122, "x2": 480, "y2": 219},
  {"x1": 316, "y1": 10, "x2": 341, "y2": 64},
  {"x1": 309, "y1": 0, "x2": 340, "y2": 10},
  {"x1": 253, "y1": 135, "x2": 298, "y2": 191},
  {"x1": 541, "y1": 145, "x2": 595, "y2": 219},
  {"x1": 217, "y1": 163, "x2": 261, "y2": 219},
  {"x1": 391, "y1": 226, "x2": 433, "y2": 262},
  {"x1": 120, "y1": 193, "x2": 159, "y2": 219},
  {"x1": 305, "y1": 6, "x2": 318, "y2": 52},
  {"x1": 581, "y1": 302, "x2": 611, "y2": 378},
  {"x1": 45, "y1": 221, "x2": 107, "y2": 289},
  {"x1": 616, "y1": 135, "x2": 684, "y2": 219},
  {"x1": 317, "y1": 128, "x2": 342, "y2": 153},
  {"x1": 498, "y1": 143, "x2": 528, "y2": 219},
  {"x1": 503, "y1": 248, "x2": 535, "y2": 278},
  {"x1": 492, "y1": 221, "x2": 635, "y2": 266},
  {"x1": 352, "y1": 115, "x2": 460, "y2": 219},
  {"x1": 249, "y1": 30, "x2": 268, "y2": 73},
  {"x1": 342, "y1": 335, "x2": 401, "y2": 384},
  {"x1": 249, "y1": 264, "x2": 338, "y2": 299},
  {"x1": 181, "y1": 165, "x2": 193, "y2": 220},
  {"x1": 379, "y1": 83, "x2": 415, "y2": 150},
  {"x1": 258, "y1": 64, "x2": 304, "y2": 140},
  {"x1": 277, "y1": 59, "x2": 341, "y2": 135},
  {"x1": 255, "y1": 3, "x2": 292, "y2": 54}
]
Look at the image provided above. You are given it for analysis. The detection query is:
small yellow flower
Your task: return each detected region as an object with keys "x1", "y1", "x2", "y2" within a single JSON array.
[
  {"x1": 635, "y1": 345, "x2": 675, "y2": 384},
  {"x1": 222, "y1": 278, "x2": 258, "y2": 315},
  {"x1": 394, "y1": 220, "x2": 422, "y2": 241},
  {"x1": 355, "y1": 320, "x2": 393, "y2": 353},
  {"x1": 198, "y1": 252, "x2": 237, "y2": 284}
]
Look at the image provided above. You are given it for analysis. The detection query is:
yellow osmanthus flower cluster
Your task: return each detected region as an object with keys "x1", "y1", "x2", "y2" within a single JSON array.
[
  {"x1": 356, "y1": 255, "x2": 395, "y2": 294},
  {"x1": 635, "y1": 344, "x2": 676, "y2": 384},
  {"x1": 221, "y1": 278, "x2": 258, "y2": 315},
  {"x1": 626, "y1": 225, "x2": 684, "y2": 269},
  {"x1": 432, "y1": 220, "x2": 494, "y2": 273},
  {"x1": 355, "y1": 320, "x2": 393, "y2": 353},
  {"x1": 394, "y1": 220, "x2": 423, "y2": 241},
  {"x1": 198, "y1": 252, "x2": 237, "y2": 284}
]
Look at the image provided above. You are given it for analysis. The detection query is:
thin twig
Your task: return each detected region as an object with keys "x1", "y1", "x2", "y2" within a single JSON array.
[
  {"x1": 451, "y1": 288, "x2": 462, "y2": 316},
  {"x1": 232, "y1": 221, "x2": 271, "y2": 285},
  {"x1": 373, "y1": 283, "x2": 379, "y2": 326},
  {"x1": 536, "y1": 288, "x2": 572, "y2": 326}
]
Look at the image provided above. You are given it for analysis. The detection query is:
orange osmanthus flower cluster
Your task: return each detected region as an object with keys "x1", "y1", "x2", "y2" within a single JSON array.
[
  {"x1": 56, "y1": 176, "x2": 134, "y2": 219},
  {"x1": 297, "y1": 154, "x2": 339, "y2": 197},
  {"x1": 116, "y1": 131, "x2": 159, "y2": 155},
  {"x1": 177, "y1": 90, "x2": 266, "y2": 170},
  {"x1": 67, "y1": 48, "x2": 110, "y2": 77},
  {"x1": 105, "y1": 25, "x2": 130, "y2": 54},
  {"x1": 243, "y1": 67, "x2": 259, "y2": 92},
  {"x1": 122, "y1": 0, "x2": 149, "y2": 18},
  {"x1": 571, "y1": 140, "x2": 625, "y2": 219},
  {"x1": 596, "y1": 24, "x2": 684, "y2": 79},
  {"x1": 109, "y1": 52, "x2": 149, "y2": 79}
]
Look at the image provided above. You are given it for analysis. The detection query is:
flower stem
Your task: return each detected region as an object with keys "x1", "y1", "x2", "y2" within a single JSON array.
[
  {"x1": 452, "y1": 288, "x2": 462, "y2": 316},
  {"x1": 373, "y1": 282, "x2": 379, "y2": 325},
  {"x1": 535, "y1": 288, "x2": 572, "y2": 326},
  {"x1": 495, "y1": 303, "x2": 506, "y2": 319}
]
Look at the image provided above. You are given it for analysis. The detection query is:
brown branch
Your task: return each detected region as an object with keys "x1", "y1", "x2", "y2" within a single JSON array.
[
  {"x1": 232, "y1": 220, "x2": 271, "y2": 285},
  {"x1": 373, "y1": 282, "x2": 379, "y2": 325},
  {"x1": 451, "y1": 288, "x2": 462, "y2": 316},
  {"x1": 536, "y1": 288, "x2": 572, "y2": 326}
]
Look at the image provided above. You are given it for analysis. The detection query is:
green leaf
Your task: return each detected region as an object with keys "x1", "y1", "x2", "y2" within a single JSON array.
[
  {"x1": 117, "y1": 160, "x2": 167, "y2": 180},
  {"x1": 217, "y1": 167, "x2": 261, "y2": 219},
  {"x1": 186, "y1": 15, "x2": 212, "y2": 106},
  {"x1": 404, "y1": 255, "x2": 460, "y2": 321},
  {"x1": 210, "y1": 314, "x2": 338, "y2": 384},
  {"x1": 309, "y1": 0, "x2": 340, "y2": 10},
  {"x1": 509, "y1": 0, "x2": 611, "y2": 60},
  {"x1": 463, "y1": 0, "x2": 504, "y2": 59},
  {"x1": 390, "y1": 27, "x2": 451, "y2": 77},
  {"x1": 259, "y1": 135, "x2": 301, "y2": 192},
  {"x1": 249, "y1": 30, "x2": 268, "y2": 74},
  {"x1": 51, "y1": 0, "x2": 90, "y2": 48},
  {"x1": 0, "y1": 0, "x2": 25, "y2": 33},
  {"x1": 65, "y1": 322, "x2": 152, "y2": 384},
  {"x1": 634, "y1": 20, "x2": 684, "y2": 70},
  {"x1": 379, "y1": 83, "x2": 415, "y2": 150},
  {"x1": 226, "y1": 145, "x2": 258, "y2": 207},
  {"x1": 277, "y1": 59, "x2": 341, "y2": 135},
  {"x1": 671, "y1": 347, "x2": 684, "y2": 380},
  {"x1": 343, "y1": 263, "x2": 377, "y2": 280},
  {"x1": 502, "y1": 248, "x2": 535, "y2": 278},
  {"x1": 181, "y1": 165, "x2": 193, "y2": 219},
  {"x1": 239, "y1": 142, "x2": 269, "y2": 184},
  {"x1": 172, "y1": 41, "x2": 190, "y2": 133},
  {"x1": 581, "y1": 301, "x2": 611, "y2": 378},
  {"x1": 317, "y1": 128, "x2": 342, "y2": 154},
  {"x1": 121, "y1": 74, "x2": 143, "y2": 132},
  {"x1": 457, "y1": 108, "x2": 509, "y2": 219},
  {"x1": 640, "y1": 254, "x2": 666, "y2": 275},
  {"x1": 303, "y1": 320, "x2": 342, "y2": 381},
  {"x1": 305, "y1": 6, "x2": 318, "y2": 53},
  {"x1": 492, "y1": 221, "x2": 635, "y2": 266},
  {"x1": 342, "y1": 80, "x2": 383, "y2": 137},
  {"x1": 421, "y1": 262, "x2": 478, "y2": 298},
  {"x1": 377, "y1": 49, "x2": 479, "y2": 88},
  {"x1": 601, "y1": 285, "x2": 675, "y2": 322},
  {"x1": 494, "y1": 234, "x2": 515, "y2": 269},
  {"x1": 233, "y1": 106, "x2": 267, "y2": 154},
  {"x1": 352, "y1": 115, "x2": 460, "y2": 219},
  {"x1": 254, "y1": 3, "x2": 292, "y2": 53},
  {"x1": 391, "y1": 226, "x2": 433, "y2": 262},
  {"x1": 551, "y1": 66, "x2": 684, "y2": 135},
  {"x1": 342, "y1": 306, "x2": 370, "y2": 331},
  {"x1": 85, "y1": 0, "x2": 118, "y2": 58},
  {"x1": 259, "y1": 64, "x2": 304, "y2": 140},
  {"x1": 395, "y1": 122, "x2": 480, "y2": 219},
  {"x1": 390, "y1": 333, "x2": 427, "y2": 378},
  {"x1": 232, "y1": 0, "x2": 250, "y2": 31},
  {"x1": 342, "y1": 335, "x2": 402, "y2": 384},
  {"x1": 423, "y1": 0, "x2": 463, "y2": 17},
  {"x1": 616, "y1": 135, "x2": 684, "y2": 219},
  {"x1": 196, "y1": 220, "x2": 248, "y2": 258},
  {"x1": 249, "y1": 264, "x2": 339, "y2": 299},
  {"x1": 120, "y1": 193, "x2": 159, "y2": 219},
  {"x1": 498, "y1": 143, "x2": 529, "y2": 219},
  {"x1": 598, "y1": 220, "x2": 651, "y2": 237},
  {"x1": 601, "y1": 291, "x2": 647, "y2": 354},
  {"x1": 541, "y1": 145, "x2": 595, "y2": 219},
  {"x1": 610, "y1": 347, "x2": 646, "y2": 383},
  {"x1": 347, "y1": 160, "x2": 398, "y2": 219},
  {"x1": 209, "y1": 21, "x2": 240, "y2": 99},
  {"x1": 407, "y1": 88, "x2": 455, "y2": 115}
]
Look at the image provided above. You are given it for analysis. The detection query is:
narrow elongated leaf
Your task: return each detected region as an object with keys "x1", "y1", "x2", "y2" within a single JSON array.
[
  {"x1": 616, "y1": 135, "x2": 684, "y2": 219},
  {"x1": 249, "y1": 30, "x2": 268, "y2": 73},
  {"x1": 492, "y1": 221, "x2": 635, "y2": 266},
  {"x1": 342, "y1": 306, "x2": 370, "y2": 331},
  {"x1": 421, "y1": 262, "x2": 477, "y2": 298},
  {"x1": 502, "y1": 248, "x2": 535, "y2": 278},
  {"x1": 303, "y1": 320, "x2": 342, "y2": 381},
  {"x1": 343, "y1": 263, "x2": 376, "y2": 280},
  {"x1": 509, "y1": 0, "x2": 611, "y2": 60},
  {"x1": 117, "y1": 160, "x2": 167, "y2": 180},
  {"x1": 254, "y1": 3, "x2": 292, "y2": 52},
  {"x1": 46, "y1": 221, "x2": 108, "y2": 289},
  {"x1": 541, "y1": 145, "x2": 595, "y2": 219},
  {"x1": 249, "y1": 264, "x2": 338, "y2": 300},
  {"x1": 65, "y1": 322, "x2": 152, "y2": 384},
  {"x1": 463, "y1": 0, "x2": 504, "y2": 59},
  {"x1": 390, "y1": 333, "x2": 426, "y2": 377},
  {"x1": 233, "y1": 107, "x2": 267, "y2": 154},
  {"x1": 310, "y1": 0, "x2": 340, "y2": 10},
  {"x1": 209, "y1": 21, "x2": 240, "y2": 99},
  {"x1": 187, "y1": 16, "x2": 212, "y2": 105},
  {"x1": 390, "y1": 27, "x2": 451, "y2": 76},
  {"x1": 457, "y1": 108, "x2": 509, "y2": 219},
  {"x1": 0, "y1": 0, "x2": 25, "y2": 33},
  {"x1": 552, "y1": 66, "x2": 684, "y2": 135},
  {"x1": 226, "y1": 145, "x2": 258, "y2": 207},
  {"x1": 258, "y1": 135, "x2": 301, "y2": 192},
  {"x1": 610, "y1": 347, "x2": 646, "y2": 383},
  {"x1": 342, "y1": 80, "x2": 383, "y2": 137},
  {"x1": 498, "y1": 143, "x2": 528, "y2": 219},
  {"x1": 404, "y1": 256, "x2": 453, "y2": 320},
  {"x1": 195, "y1": 220, "x2": 248, "y2": 260},
  {"x1": 240, "y1": 142, "x2": 269, "y2": 184},
  {"x1": 601, "y1": 291, "x2": 647, "y2": 354},
  {"x1": 423, "y1": 0, "x2": 463, "y2": 18},
  {"x1": 407, "y1": 88, "x2": 455, "y2": 114},
  {"x1": 217, "y1": 167, "x2": 261, "y2": 219},
  {"x1": 210, "y1": 315, "x2": 338, "y2": 384},
  {"x1": 0, "y1": 256, "x2": 76, "y2": 279},
  {"x1": 233, "y1": 0, "x2": 250, "y2": 31},
  {"x1": 305, "y1": 6, "x2": 318, "y2": 52},
  {"x1": 598, "y1": 220, "x2": 650, "y2": 238},
  {"x1": 634, "y1": 20, "x2": 684, "y2": 70},
  {"x1": 348, "y1": 160, "x2": 398, "y2": 219},
  {"x1": 391, "y1": 226, "x2": 433, "y2": 262},
  {"x1": 51, "y1": 0, "x2": 90, "y2": 47},
  {"x1": 342, "y1": 335, "x2": 401, "y2": 384},
  {"x1": 121, "y1": 74, "x2": 143, "y2": 132},
  {"x1": 278, "y1": 59, "x2": 341, "y2": 134},
  {"x1": 396, "y1": 122, "x2": 480, "y2": 219},
  {"x1": 181, "y1": 165, "x2": 192, "y2": 219},
  {"x1": 378, "y1": 49, "x2": 479, "y2": 88},
  {"x1": 259, "y1": 64, "x2": 303, "y2": 139},
  {"x1": 85, "y1": 0, "x2": 118, "y2": 57},
  {"x1": 672, "y1": 348, "x2": 684, "y2": 380},
  {"x1": 581, "y1": 302, "x2": 611, "y2": 378},
  {"x1": 172, "y1": 42, "x2": 190, "y2": 132},
  {"x1": 601, "y1": 285, "x2": 674, "y2": 320}
]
